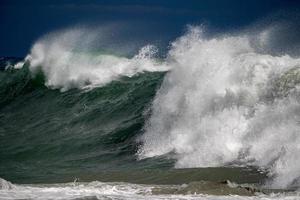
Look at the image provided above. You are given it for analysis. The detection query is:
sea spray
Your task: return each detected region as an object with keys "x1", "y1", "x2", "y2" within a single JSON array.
[{"x1": 138, "y1": 27, "x2": 300, "y2": 189}]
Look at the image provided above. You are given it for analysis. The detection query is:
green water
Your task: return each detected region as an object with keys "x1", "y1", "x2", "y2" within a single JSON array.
[{"x1": 0, "y1": 59, "x2": 268, "y2": 188}]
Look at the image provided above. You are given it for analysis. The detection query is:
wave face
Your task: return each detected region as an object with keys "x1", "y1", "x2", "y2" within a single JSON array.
[
  {"x1": 0, "y1": 60, "x2": 167, "y2": 183},
  {"x1": 138, "y1": 27, "x2": 300, "y2": 189}
]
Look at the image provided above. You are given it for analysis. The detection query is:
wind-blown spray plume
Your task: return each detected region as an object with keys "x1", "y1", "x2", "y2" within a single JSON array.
[{"x1": 139, "y1": 27, "x2": 300, "y2": 189}]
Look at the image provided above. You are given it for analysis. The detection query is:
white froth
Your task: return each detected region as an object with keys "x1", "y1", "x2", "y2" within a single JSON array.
[
  {"x1": 0, "y1": 178, "x2": 299, "y2": 200},
  {"x1": 139, "y1": 27, "x2": 300, "y2": 189}
]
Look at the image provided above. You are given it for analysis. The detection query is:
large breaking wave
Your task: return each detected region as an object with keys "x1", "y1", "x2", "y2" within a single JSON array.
[{"x1": 4, "y1": 24, "x2": 300, "y2": 191}]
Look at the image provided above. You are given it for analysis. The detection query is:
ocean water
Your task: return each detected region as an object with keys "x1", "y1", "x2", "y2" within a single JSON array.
[{"x1": 0, "y1": 26, "x2": 300, "y2": 199}]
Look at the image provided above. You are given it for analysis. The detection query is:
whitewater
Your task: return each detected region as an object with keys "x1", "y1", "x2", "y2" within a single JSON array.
[
  {"x1": 1, "y1": 177, "x2": 300, "y2": 200},
  {"x1": 1, "y1": 25, "x2": 300, "y2": 199},
  {"x1": 139, "y1": 27, "x2": 300, "y2": 189}
]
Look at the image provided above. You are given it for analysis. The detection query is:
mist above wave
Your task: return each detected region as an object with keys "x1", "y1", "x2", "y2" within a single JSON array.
[
  {"x1": 20, "y1": 28, "x2": 169, "y2": 91},
  {"x1": 138, "y1": 26, "x2": 300, "y2": 189}
]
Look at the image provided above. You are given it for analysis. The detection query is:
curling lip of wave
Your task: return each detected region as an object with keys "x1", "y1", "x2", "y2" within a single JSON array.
[
  {"x1": 138, "y1": 27, "x2": 300, "y2": 189},
  {"x1": 18, "y1": 29, "x2": 169, "y2": 92}
]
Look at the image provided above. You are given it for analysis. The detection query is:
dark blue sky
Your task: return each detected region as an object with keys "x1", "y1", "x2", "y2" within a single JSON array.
[{"x1": 1, "y1": 0, "x2": 300, "y2": 56}]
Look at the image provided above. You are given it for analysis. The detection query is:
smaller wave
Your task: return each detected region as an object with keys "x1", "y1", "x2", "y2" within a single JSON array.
[{"x1": 18, "y1": 28, "x2": 169, "y2": 92}]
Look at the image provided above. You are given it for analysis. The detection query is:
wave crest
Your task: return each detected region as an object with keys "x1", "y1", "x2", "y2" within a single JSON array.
[{"x1": 21, "y1": 28, "x2": 169, "y2": 92}]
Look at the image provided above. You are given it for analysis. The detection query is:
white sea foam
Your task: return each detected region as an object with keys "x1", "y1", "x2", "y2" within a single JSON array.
[
  {"x1": 139, "y1": 27, "x2": 300, "y2": 189},
  {"x1": 22, "y1": 28, "x2": 169, "y2": 91},
  {"x1": 0, "y1": 178, "x2": 299, "y2": 200}
]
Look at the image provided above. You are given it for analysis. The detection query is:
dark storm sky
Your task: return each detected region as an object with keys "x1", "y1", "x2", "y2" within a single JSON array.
[{"x1": 1, "y1": 0, "x2": 300, "y2": 56}]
